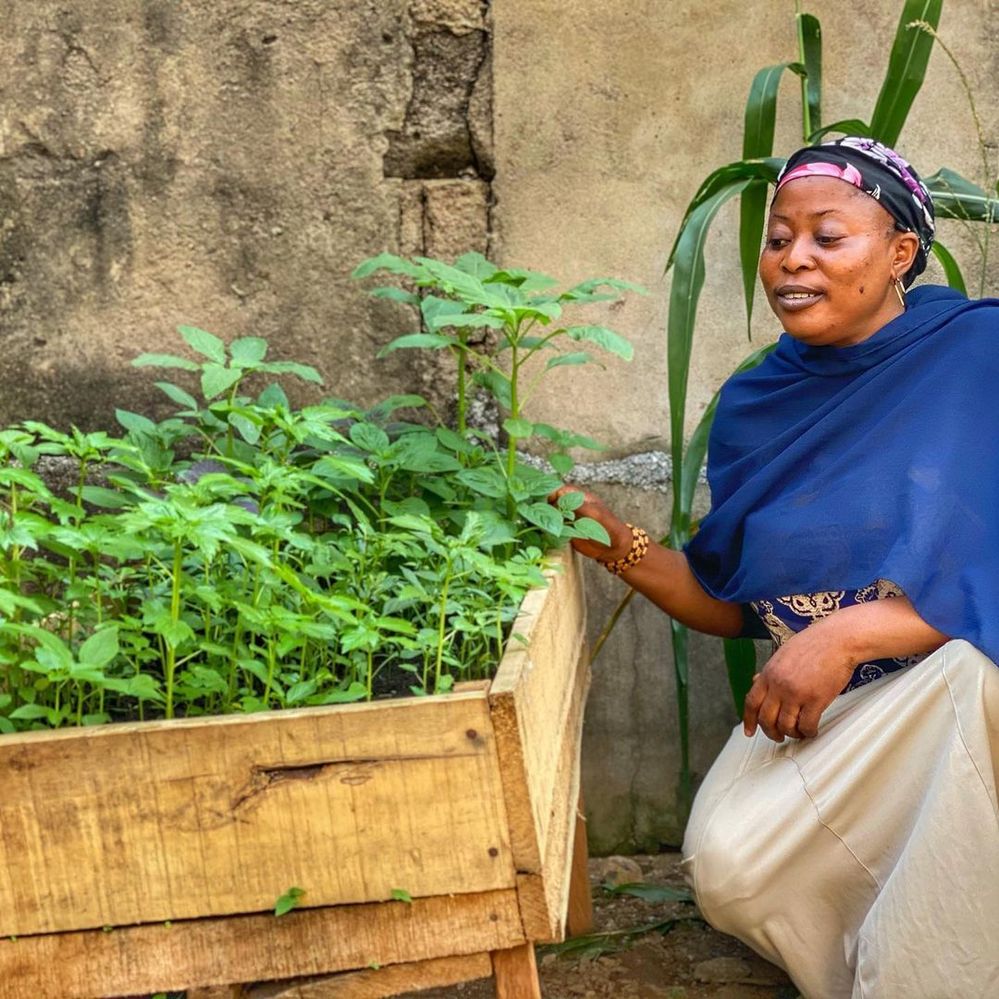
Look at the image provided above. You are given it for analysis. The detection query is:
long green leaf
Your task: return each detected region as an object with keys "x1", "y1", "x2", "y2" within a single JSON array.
[
  {"x1": 740, "y1": 65, "x2": 800, "y2": 338},
  {"x1": 796, "y1": 12, "x2": 822, "y2": 138},
  {"x1": 868, "y1": 0, "x2": 942, "y2": 146},
  {"x1": 679, "y1": 342, "x2": 777, "y2": 531},
  {"x1": 666, "y1": 159, "x2": 783, "y2": 273},
  {"x1": 925, "y1": 168, "x2": 999, "y2": 222},
  {"x1": 667, "y1": 178, "x2": 751, "y2": 530},
  {"x1": 807, "y1": 118, "x2": 873, "y2": 143},
  {"x1": 930, "y1": 241, "x2": 968, "y2": 295},
  {"x1": 723, "y1": 637, "x2": 757, "y2": 717}
]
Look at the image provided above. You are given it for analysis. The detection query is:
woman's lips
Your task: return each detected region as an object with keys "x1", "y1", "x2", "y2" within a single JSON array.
[{"x1": 775, "y1": 287, "x2": 824, "y2": 311}]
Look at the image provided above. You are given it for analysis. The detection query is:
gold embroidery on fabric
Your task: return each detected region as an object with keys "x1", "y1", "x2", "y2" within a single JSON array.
[
  {"x1": 750, "y1": 599, "x2": 796, "y2": 647},
  {"x1": 855, "y1": 578, "x2": 903, "y2": 603},
  {"x1": 776, "y1": 590, "x2": 845, "y2": 619}
]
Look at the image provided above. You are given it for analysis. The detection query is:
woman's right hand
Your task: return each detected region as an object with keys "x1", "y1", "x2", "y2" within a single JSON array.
[{"x1": 548, "y1": 485, "x2": 634, "y2": 563}]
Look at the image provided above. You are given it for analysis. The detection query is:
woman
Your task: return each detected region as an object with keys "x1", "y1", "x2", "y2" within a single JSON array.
[{"x1": 556, "y1": 138, "x2": 999, "y2": 998}]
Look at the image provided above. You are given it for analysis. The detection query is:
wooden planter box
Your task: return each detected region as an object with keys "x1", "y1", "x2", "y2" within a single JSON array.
[{"x1": 0, "y1": 549, "x2": 592, "y2": 998}]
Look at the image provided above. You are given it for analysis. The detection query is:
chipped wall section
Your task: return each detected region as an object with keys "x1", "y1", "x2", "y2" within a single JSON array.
[{"x1": 0, "y1": 0, "x2": 494, "y2": 431}]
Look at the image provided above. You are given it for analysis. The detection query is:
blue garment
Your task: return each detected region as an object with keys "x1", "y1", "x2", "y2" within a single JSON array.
[{"x1": 686, "y1": 285, "x2": 999, "y2": 663}]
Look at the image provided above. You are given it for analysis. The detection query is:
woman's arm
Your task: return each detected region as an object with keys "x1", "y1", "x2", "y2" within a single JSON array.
[
  {"x1": 744, "y1": 595, "x2": 949, "y2": 742},
  {"x1": 550, "y1": 486, "x2": 744, "y2": 638}
]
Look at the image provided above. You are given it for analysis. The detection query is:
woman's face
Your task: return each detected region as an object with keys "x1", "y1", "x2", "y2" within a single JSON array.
[{"x1": 759, "y1": 176, "x2": 919, "y2": 348}]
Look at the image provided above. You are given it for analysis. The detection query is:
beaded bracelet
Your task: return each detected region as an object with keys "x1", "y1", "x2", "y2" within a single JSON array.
[{"x1": 599, "y1": 524, "x2": 650, "y2": 576}]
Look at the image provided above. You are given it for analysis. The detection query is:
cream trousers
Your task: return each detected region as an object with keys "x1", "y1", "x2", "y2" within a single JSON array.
[{"x1": 681, "y1": 640, "x2": 999, "y2": 999}]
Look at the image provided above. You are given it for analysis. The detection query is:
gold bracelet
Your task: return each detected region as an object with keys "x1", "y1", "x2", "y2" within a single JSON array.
[{"x1": 600, "y1": 524, "x2": 650, "y2": 576}]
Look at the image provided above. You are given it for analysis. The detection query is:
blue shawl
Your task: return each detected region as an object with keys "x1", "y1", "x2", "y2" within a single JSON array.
[{"x1": 685, "y1": 284, "x2": 999, "y2": 662}]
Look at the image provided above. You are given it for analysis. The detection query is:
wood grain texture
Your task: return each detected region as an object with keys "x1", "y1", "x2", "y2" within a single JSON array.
[
  {"x1": 491, "y1": 942, "x2": 541, "y2": 999},
  {"x1": 489, "y1": 550, "x2": 587, "y2": 862},
  {"x1": 246, "y1": 952, "x2": 493, "y2": 998},
  {"x1": 0, "y1": 891, "x2": 523, "y2": 999},
  {"x1": 0, "y1": 693, "x2": 513, "y2": 936},
  {"x1": 565, "y1": 792, "x2": 594, "y2": 938}
]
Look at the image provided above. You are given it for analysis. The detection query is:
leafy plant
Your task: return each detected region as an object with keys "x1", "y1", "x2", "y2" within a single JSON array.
[
  {"x1": 597, "y1": 0, "x2": 998, "y2": 824},
  {"x1": 0, "y1": 256, "x2": 640, "y2": 733},
  {"x1": 274, "y1": 886, "x2": 306, "y2": 916}
]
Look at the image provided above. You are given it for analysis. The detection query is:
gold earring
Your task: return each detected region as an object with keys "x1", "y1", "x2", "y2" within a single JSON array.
[{"x1": 893, "y1": 276, "x2": 906, "y2": 309}]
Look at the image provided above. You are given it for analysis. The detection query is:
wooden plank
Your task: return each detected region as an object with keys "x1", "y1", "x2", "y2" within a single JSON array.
[
  {"x1": 566, "y1": 791, "x2": 594, "y2": 937},
  {"x1": 246, "y1": 952, "x2": 493, "y2": 998},
  {"x1": 489, "y1": 549, "x2": 587, "y2": 866},
  {"x1": 491, "y1": 943, "x2": 541, "y2": 999},
  {"x1": 0, "y1": 890, "x2": 524, "y2": 999},
  {"x1": 511, "y1": 635, "x2": 590, "y2": 941},
  {"x1": 0, "y1": 693, "x2": 515, "y2": 936}
]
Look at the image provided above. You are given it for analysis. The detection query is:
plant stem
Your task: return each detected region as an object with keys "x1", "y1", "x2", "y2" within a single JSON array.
[
  {"x1": 165, "y1": 540, "x2": 183, "y2": 719},
  {"x1": 433, "y1": 568, "x2": 451, "y2": 693}
]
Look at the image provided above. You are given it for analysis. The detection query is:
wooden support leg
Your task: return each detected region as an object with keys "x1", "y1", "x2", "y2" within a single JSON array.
[
  {"x1": 491, "y1": 942, "x2": 541, "y2": 999},
  {"x1": 565, "y1": 790, "x2": 594, "y2": 937}
]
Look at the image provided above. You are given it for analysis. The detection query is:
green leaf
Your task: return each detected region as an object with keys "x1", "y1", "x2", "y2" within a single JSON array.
[
  {"x1": 740, "y1": 64, "x2": 798, "y2": 338},
  {"x1": 679, "y1": 342, "x2": 776, "y2": 528},
  {"x1": 666, "y1": 158, "x2": 783, "y2": 272},
  {"x1": 9, "y1": 703, "x2": 54, "y2": 722},
  {"x1": 132, "y1": 353, "x2": 200, "y2": 372},
  {"x1": 930, "y1": 241, "x2": 968, "y2": 296},
  {"x1": 155, "y1": 381, "x2": 200, "y2": 411},
  {"x1": 229, "y1": 412, "x2": 262, "y2": 445},
  {"x1": 556, "y1": 490, "x2": 585, "y2": 513},
  {"x1": 454, "y1": 251, "x2": 499, "y2": 280},
  {"x1": 258, "y1": 361, "x2": 324, "y2": 384},
  {"x1": 503, "y1": 418, "x2": 534, "y2": 439},
  {"x1": 178, "y1": 326, "x2": 226, "y2": 363},
  {"x1": 426, "y1": 311, "x2": 505, "y2": 332},
  {"x1": 868, "y1": 0, "x2": 942, "y2": 146},
  {"x1": 78, "y1": 626, "x2": 119, "y2": 669},
  {"x1": 229, "y1": 337, "x2": 268, "y2": 366},
  {"x1": 738, "y1": 182, "x2": 768, "y2": 339},
  {"x1": 390, "y1": 888, "x2": 413, "y2": 904},
  {"x1": 564, "y1": 326, "x2": 633, "y2": 361},
  {"x1": 724, "y1": 637, "x2": 757, "y2": 717},
  {"x1": 806, "y1": 118, "x2": 873, "y2": 142},
  {"x1": 519, "y1": 502, "x2": 564, "y2": 536},
  {"x1": 797, "y1": 12, "x2": 822, "y2": 137},
  {"x1": 274, "y1": 886, "x2": 306, "y2": 917},
  {"x1": 925, "y1": 168, "x2": 999, "y2": 223},
  {"x1": 349, "y1": 422, "x2": 390, "y2": 453},
  {"x1": 201, "y1": 364, "x2": 242, "y2": 400},
  {"x1": 79, "y1": 486, "x2": 133, "y2": 509},
  {"x1": 456, "y1": 467, "x2": 508, "y2": 499},
  {"x1": 571, "y1": 517, "x2": 611, "y2": 546},
  {"x1": 376, "y1": 333, "x2": 454, "y2": 358},
  {"x1": 115, "y1": 409, "x2": 157, "y2": 435},
  {"x1": 668, "y1": 178, "x2": 752, "y2": 531},
  {"x1": 602, "y1": 882, "x2": 693, "y2": 903},
  {"x1": 545, "y1": 351, "x2": 594, "y2": 371},
  {"x1": 351, "y1": 252, "x2": 421, "y2": 279}
]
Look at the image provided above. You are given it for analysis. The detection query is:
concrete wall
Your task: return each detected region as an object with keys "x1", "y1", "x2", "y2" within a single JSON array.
[
  {"x1": 3, "y1": 0, "x2": 997, "y2": 850},
  {"x1": 0, "y1": 0, "x2": 492, "y2": 428}
]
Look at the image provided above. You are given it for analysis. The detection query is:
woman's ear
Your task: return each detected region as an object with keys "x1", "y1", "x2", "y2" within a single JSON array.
[{"x1": 891, "y1": 231, "x2": 920, "y2": 280}]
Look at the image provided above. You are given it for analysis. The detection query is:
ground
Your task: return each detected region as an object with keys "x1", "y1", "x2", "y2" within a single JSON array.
[{"x1": 405, "y1": 853, "x2": 797, "y2": 999}]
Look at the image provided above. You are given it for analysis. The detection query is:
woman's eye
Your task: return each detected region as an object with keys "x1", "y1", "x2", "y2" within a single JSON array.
[
  {"x1": 766, "y1": 237, "x2": 788, "y2": 250},
  {"x1": 815, "y1": 234, "x2": 842, "y2": 245}
]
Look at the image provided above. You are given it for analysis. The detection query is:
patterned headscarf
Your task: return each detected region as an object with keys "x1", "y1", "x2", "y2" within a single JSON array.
[{"x1": 775, "y1": 137, "x2": 935, "y2": 285}]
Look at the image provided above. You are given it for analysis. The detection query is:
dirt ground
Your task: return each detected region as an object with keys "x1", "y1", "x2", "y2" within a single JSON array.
[{"x1": 406, "y1": 853, "x2": 798, "y2": 999}]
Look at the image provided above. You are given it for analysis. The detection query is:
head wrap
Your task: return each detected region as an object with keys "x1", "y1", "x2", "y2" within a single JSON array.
[{"x1": 775, "y1": 137, "x2": 935, "y2": 285}]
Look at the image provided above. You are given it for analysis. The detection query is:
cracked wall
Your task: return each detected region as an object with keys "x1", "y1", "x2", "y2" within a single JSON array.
[{"x1": 0, "y1": 0, "x2": 494, "y2": 429}]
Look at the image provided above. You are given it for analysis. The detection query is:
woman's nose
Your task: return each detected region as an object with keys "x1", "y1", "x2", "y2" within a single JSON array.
[{"x1": 781, "y1": 237, "x2": 814, "y2": 272}]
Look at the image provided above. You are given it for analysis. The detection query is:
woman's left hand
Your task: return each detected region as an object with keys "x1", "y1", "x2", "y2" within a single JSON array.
[{"x1": 743, "y1": 616, "x2": 858, "y2": 742}]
